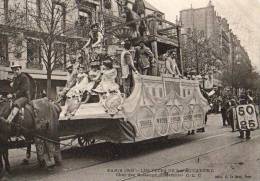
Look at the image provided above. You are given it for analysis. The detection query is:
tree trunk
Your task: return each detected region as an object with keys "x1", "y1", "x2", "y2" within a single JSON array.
[{"x1": 47, "y1": 71, "x2": 52, "y2": 99}]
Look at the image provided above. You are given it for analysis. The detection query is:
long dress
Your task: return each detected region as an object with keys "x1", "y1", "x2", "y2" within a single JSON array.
[
  {"x1": 85, "y1": 69, "x2": 101, "y2": 93},
  {"x1": 66, "y1": 73, "x2": 89, "y2": 98},
  {"x1": 94, "y1": 68, "x2": 119, "y2": 93}
]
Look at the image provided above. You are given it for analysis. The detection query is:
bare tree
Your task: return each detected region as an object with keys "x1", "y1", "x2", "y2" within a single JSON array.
[
  {"x1": 24, "y1": 0, "x2": 83, "y2": 98},
  {"x1": 182, "y1": 29, "x2": 215, "y2": 75}
]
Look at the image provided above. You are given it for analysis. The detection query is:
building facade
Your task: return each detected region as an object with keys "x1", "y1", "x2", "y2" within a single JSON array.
[
  {"x1": 179, "y1": 1, "x2": 250, "y2": 89},
  {"x1": 0, "y1": 0, "x2": 102, "y2": 98},
  {"x1": 0, "y1": 0, "x2": 179, "y2": 98}
]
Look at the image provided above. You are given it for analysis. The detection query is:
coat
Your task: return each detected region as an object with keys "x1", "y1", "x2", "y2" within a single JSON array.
[
  {"x1": 136, "y1": 46, "x2": 154, "y2": 70},
  {"x1": 12, "y1": 72, "x2": 36, "y2": 101}
]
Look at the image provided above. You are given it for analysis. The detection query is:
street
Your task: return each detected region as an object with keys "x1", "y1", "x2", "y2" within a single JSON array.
[{"x1": 2, "y1": 114, "x2": 260, "y2": 181}]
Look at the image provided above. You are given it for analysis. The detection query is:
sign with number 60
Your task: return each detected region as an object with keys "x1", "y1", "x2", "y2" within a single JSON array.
[{"x1": 236, "y1": 104, "x2": 259, "y2": 130}]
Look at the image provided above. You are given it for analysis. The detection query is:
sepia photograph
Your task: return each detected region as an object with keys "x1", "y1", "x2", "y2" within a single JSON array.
[{"x1": 0, "y1": 0, "x2": 259, "y2": 180}]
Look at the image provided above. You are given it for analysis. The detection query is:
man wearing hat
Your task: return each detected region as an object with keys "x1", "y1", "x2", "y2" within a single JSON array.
[
  {"x1": 135, "y1": 40, "x2": 154, "y2": 75},
  {"x1": 165, "y1": 49, "x2": 181, "y2": 77},
  {"x1": 1, "y1": 62, "x2": 36, "y2": 124}
]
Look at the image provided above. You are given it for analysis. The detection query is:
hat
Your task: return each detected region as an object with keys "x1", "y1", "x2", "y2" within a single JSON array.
[
  {"x1": 138, "y1": 39, "x2": 146, "y2": 44},
  {"x1": 103, "y1": 57, "x2": 113, "y2": 69},
  {"x1": 10, "y1": 62, "x2": 22, "y2": 69},
  {"x1": 66, "y1": 62, "x2": 73, "y2": 69},
  {"x1": 78, "y1": 64, "x2": 85, "y2": 69},
  {"x1": 167, "y1": 49, "x2": 176, "y2": 55},
  {"x1": 91, "y1": 23, "x2": 99, "y2": 29},
  {"x1": 90, "y1": 61, "x2": 100, "y2": 67}
]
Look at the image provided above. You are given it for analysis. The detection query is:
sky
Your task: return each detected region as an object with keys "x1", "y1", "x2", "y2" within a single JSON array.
[{"x1": 146, "y1": 0, "x2": 260, "y2": 72}]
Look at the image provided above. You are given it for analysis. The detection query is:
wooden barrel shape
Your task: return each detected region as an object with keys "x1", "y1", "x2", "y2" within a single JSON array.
[
  {"x1": 154, "y1": 107, "x2": 169, "y2": 136},
  {"x1": 168, "y1": 106, "x2": 182, "y2": 134},
  {"x1": 182, "y1": 105, "x2": 193, "y2": 131},
  {"x1": 192, "y1": 105, "x2": 205, "y2": 128}
]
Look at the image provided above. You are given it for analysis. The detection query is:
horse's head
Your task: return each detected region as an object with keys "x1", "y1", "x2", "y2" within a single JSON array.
[
  {"x1": 0, "y1": 99, "x2": 12, "y2": 120},
  {"x1": 0, "y1": 99, "x2": 12, "y2": 140}
]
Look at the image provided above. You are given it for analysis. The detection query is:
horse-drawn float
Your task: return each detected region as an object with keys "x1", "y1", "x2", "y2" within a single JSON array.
[{"x1": 59, "y1": 74, "x2": 210, "y2": 144}]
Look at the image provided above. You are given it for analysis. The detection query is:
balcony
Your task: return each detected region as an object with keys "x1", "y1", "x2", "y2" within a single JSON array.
[{"x1": 105, "y1": 15, "x2": 179, "y2": 47}]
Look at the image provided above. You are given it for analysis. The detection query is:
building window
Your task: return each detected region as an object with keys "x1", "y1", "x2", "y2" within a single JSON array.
[
  {"x1": 27, "y1": 38, "x2": 42, "y2": 69},
  {"x1": 27, "y1": 0, "x2": 41, "y2": 16},
  {"x1": 54, "y1": 3, "x2": 66, "y2": 34},
  {"x1": 78, "y1": 10, "x2": 92, "y2": 37},
  {"x1": 53, "y1": 43, "x2": 66, "y2": 70},
  {"x1": 0, "y1": 0, "x2": 8, "y2": 21},
  {"x1": 0, "y1": 35, "x2": 9, "y2": 66}
]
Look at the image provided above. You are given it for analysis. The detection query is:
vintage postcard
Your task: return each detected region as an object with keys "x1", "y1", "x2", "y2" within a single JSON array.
[{"x1": 0, "y1": 0, "x2": 259, "y2": 180}]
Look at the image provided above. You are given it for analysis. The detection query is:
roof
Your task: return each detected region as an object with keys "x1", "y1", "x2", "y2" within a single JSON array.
[{"x1": 128, "y1": 0, "x2": 162, "y2": 13}]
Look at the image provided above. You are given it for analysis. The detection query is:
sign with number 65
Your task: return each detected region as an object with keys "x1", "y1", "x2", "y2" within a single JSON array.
[{"x1": 236, "y1": 104, "x2": 259, "y2": 130}]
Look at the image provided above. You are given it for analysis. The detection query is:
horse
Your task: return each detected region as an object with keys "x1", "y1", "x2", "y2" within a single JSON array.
[{"x1": 0, "y1": 98, "x2": 62, "y2": 177}]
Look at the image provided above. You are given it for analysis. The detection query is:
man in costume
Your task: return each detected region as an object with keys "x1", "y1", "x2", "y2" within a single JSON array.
[
  {"x1": 165, "y1": 50, "x2": 181, "y2": 77},
  {"x1": 121, "y1": 40, "x2": 139, "y2": 96},
  {"x1": 135, "y1": 40, "x2": 154, "y2": 75}
]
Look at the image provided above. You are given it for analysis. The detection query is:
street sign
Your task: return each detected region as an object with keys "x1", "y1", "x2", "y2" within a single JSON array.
[{"x1": 236, "y1": 104, "x2": 259, "y2": 130}]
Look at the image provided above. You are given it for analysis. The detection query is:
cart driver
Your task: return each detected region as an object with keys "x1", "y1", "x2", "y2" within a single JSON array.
[{"x1": 0, "y1": 62, "x2": 36, "y2": 124}]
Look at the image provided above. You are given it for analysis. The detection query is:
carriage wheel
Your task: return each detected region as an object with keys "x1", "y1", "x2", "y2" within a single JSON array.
[{"x1": 77, "y1": 136, "x2": 95, "y2": 147}]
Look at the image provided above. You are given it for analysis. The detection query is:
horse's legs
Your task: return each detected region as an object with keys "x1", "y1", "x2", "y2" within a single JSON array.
[
  {"x1": 22, "y1": 142, "x2": 31, "y2": 165},
  {"x1": 26, "y1": 144, "x2": 31, "y2": 160},
  {"x1": 2, "y1": 149, "x2": 10, "y2": 173},
  {"x1": 0, "y1": 152, "x2": 3, "y2": 176}
]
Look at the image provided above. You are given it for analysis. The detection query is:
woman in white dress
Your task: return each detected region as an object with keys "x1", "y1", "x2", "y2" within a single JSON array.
[
  {"x1": 65, "y1": 65, "x2": 88, "y2": 117},
  {"x1": 94, "y1": 58, "x2": 119, "y2": 94},
  {"x1": 66, "y1": 65, "x2": 89, "y2": 98}
]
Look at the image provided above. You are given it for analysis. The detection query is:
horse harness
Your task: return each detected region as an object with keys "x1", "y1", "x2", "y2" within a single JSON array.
[{"x1": 13, "y1": 101, "x2": 53, "y2": 136}]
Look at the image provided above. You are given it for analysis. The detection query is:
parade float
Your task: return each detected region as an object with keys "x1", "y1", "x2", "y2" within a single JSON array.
[
  {"x1": 58, "y1": 13, "x2": 210, "y2": 145},
  {"x1": 59, "y1": 74, "x2": 209, "y2": 144}
]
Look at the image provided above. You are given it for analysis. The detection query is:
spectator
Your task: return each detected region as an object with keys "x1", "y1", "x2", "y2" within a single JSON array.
[
  {"x1": 221, "y1": 96, "x2": 228, "y2": 126},
  {"x1": 227, "y1": 97, "x2": 238, "y2": 131}
]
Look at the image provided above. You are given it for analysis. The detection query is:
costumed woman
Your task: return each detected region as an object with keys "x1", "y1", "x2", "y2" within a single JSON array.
[
  {"x1": 82, "y1": 61, "x2": 102, "y2": 103},
  {"x1": 64, "y1": 65, "x2": 88, "y2": 117},
  {"x1": 93, "y1": 57, "x2": 120, "y2": 104}
]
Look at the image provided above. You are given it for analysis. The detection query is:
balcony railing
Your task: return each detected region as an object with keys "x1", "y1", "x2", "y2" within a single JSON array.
[{"x1": 106, "y1": 15, "x2": 179, "y2": 45}]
